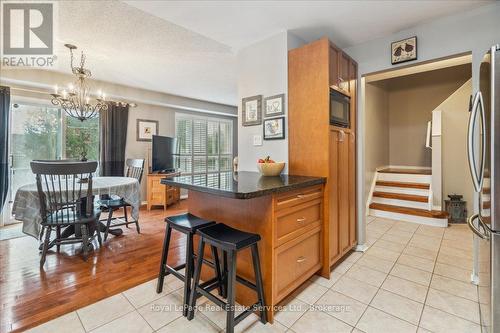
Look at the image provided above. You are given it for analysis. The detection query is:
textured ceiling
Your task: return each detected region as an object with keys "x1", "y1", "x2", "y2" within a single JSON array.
[
  {"x1": 125, "y1": 0, "x2": 493, "y2": 50},
  {"x1": 34, "y1": 0, "x2": 493, "y2": 106},
  {"x1": 50, "y1": 0, "x2": 237, "y2": 105}
]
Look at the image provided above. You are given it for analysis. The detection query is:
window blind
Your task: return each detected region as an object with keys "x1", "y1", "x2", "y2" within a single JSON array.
[{"x1": 175, "y1": 114, "x2": 233, "y2": 179}]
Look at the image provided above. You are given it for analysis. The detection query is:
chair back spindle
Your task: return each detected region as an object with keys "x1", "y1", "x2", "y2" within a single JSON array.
[
  {"x1": 125, "y1": 158, "x2": 145, "y2": 183},
  {"x1": 30, "y1": 161, "x2": 98, "y2": 225}
]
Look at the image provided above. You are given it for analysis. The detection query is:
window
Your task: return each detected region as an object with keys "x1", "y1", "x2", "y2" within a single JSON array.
[
  {"x1": 175, "y1": 114, "x2": 233, "y2": 181},
  {"x1": 9, "y1": 103, "x2": 99, "y2": 200}
]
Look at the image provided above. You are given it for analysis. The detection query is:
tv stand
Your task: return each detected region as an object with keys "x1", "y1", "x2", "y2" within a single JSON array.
[
  {"x1": 153, "y1": 169, "x2": 176, "y2": 174},
  {"x1": 147, "y1": 171, "x2": 180, "y2": 211}
]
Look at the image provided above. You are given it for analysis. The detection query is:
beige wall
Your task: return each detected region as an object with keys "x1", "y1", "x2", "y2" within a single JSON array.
[
  {"x1": 2, "y1": 68, "x2": 238, "y2": 201},
  {"x1": 385, "y1": 65, "x2": 471, "y2": 167},
  {"x1": 440, "y1": 79, "x2": 474, "y2": 215},
  {"x1": 364, "y1": 81, "x2": 390, "y2": 204}
]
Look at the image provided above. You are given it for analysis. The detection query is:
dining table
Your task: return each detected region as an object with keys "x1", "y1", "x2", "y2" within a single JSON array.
[{"x1": 12, "y1": 176, "x2": 141, "y2": 242}]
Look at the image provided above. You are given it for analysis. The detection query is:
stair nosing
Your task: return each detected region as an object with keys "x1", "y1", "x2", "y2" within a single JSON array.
[
  {"x1": 369, "y1": 203, "x2": 448, "y2": 219},
  {"x1": 375, "y1": 181, "x2": 430, "y2": 190},
  {"x1": 372, "y1": 191, "x2": 428, "y2": 203}
]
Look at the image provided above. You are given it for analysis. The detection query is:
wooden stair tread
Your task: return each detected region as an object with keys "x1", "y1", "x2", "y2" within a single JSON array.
[
  {"x1": 376, "y1": 181, "x2": 430, "y2": 190},
  {"x1": 369, "y1": 203, "x2": 448, "y2": 218},
  {"x1": 379, "y1": 168, "x2": 431, "y2": 175},
  {"x1": 373, "y1": 192, "x2": 428, "y2": 202}
]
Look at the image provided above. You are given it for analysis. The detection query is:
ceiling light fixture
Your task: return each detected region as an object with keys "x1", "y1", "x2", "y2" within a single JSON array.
[{"x1": 50, "y1": 44, "x2": 108, "y2": 121}]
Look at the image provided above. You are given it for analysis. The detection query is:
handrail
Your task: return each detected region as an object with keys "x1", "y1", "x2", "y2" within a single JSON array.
[{"x1": 425, "y1": 121, "x2": 432, "y2": 149}]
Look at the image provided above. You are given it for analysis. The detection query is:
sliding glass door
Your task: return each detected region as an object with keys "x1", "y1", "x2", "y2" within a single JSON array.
[{"x1": 7, "y1": 102, "x2": 99, "y2": 224}]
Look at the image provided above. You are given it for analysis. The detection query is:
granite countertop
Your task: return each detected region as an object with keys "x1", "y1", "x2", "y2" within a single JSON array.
[{"x1": 161, "y1": 171, "x2": 326, "y2": 199}]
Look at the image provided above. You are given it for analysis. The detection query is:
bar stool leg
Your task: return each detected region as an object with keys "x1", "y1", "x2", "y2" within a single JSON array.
[
  {"x1": 226, "y1": 250, "x2": 237, "y2": 333},
  {"x1": 182, "y1": 233, "x2": 194, "y2": 317},
  {"x1": 156, "y1": 224, "x2": 171, "y2": 293},
  {"x1": 222, "y1": 250, "x2": 228, "y2": 298},
  {"x1": 187, "y1": 238, "x2": 205, "y2": 320},
  {"x1": 251, "y1": 244, "x2": 267, "y2": 324},
  {"x1": 210, "y1": 246, "x2": 224, "y2": 296}
]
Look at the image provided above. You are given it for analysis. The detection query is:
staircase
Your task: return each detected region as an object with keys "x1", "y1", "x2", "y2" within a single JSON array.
[{"x1": 368, "y1": 168, "x2": 448, "y2": 227}]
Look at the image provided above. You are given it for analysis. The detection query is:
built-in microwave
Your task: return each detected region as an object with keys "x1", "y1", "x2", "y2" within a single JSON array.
[{"x1": 330, "y1": 88, "x2": 350, "y2": 128}]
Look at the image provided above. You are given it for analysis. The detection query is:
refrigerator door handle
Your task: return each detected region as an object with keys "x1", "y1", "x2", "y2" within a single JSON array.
[
  {"x1": 468, "y1": 214, "x2": 490, "y2": 240},
  {"x1": 467, "y1": 92, "x2": 485, "y2": 192}
]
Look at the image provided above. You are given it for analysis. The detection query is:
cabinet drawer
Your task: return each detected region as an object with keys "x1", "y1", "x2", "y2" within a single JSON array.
[
  {"x1": 275, "y1": 227, "x2": 321, "y2": 302},
  {"x1": 275, "y1": 185, "x2": 323, "y2": 211},
  {"x1": 276, "y1": 200, "x2": 321, "y2": 246}
]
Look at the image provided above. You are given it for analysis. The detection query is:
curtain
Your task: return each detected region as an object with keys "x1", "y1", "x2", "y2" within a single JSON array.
[
  {"x1": 0, "y1": 86, "x2": 10, "y2": 216},
  {"x1": 99, "y1": 103, "x2": 129, "y2": 176}
]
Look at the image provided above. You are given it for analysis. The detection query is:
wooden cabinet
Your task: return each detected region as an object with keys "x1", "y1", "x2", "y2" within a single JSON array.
[
  {"x1": 147, "y1": 173, "x2": 180, "y2": 210},
  {"x1": 289, "y1": 37, "x2": 357, "y2": 275}
]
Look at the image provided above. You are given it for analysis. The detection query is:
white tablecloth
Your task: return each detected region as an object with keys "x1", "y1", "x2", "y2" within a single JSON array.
[{"x1": 12, "y1": 177, "x2": 140, "y2": 238}]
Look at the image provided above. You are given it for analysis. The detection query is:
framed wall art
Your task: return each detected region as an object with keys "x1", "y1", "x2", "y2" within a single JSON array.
[
  {"x1": 263, "y1": 117, "x2": 285, "y2": 140},
  {"x1": 264, "y1": 93, "x2": 285, "y2": 117},
  {"x1": 242, "y1": 95, "x2": 262, "y2": 126},
  {"x1": 391, "y1": 36, "x2": 417, "y2": 65},
  {"x1": 136, "y1": 119, "x2": 158, "y2": 142}
]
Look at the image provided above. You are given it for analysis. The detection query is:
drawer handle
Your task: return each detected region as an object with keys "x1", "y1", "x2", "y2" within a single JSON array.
[
  {"x1": 297, "y1": 217, "x2": 306, "y2": 223},
  {"x1": 296, "y1": 194, "x2": 305, "y2": 199},
  {"x1": 296, "y1": 256, "x2": 306, "y2": 263}
]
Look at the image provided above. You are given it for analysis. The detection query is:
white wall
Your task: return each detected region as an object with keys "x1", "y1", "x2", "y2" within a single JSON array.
[
  {"x1": 236, "y1": 31, "x2": 305, "y2": 172},
  {"x1": 344, "y1": 3, "x2": 499, "y2": 242}
]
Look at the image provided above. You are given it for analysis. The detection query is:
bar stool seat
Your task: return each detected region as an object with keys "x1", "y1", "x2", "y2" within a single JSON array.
[
  {"x1": 157, "y1": 213, "x2": 223, "y2": 317},
  {"x1": 187, "y1": 223, "x2": 267, "y2": 333},
  {"x1": 197, "y1": 223, "x2": 261, "y2": 250},
  {"x1": 167, "y1": 213, "x2": 217, "y2": 233}
]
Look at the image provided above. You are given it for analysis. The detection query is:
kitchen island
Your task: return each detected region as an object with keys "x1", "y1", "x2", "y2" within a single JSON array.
[{"x1": 161, "y1": 171, "x2": 326, "y2": 322}]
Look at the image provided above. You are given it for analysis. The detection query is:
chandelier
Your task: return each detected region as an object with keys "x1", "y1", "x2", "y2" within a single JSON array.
[{"x1": 50, "y1": 44, "x2": 108, "y2": 121}]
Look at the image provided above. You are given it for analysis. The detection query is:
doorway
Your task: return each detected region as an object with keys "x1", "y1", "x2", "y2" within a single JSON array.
[{"x1": 363, "y1": 53, "x2": 473, "y2": 225}]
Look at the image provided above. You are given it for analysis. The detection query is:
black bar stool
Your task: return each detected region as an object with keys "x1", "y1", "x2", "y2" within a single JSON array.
[
  {"x1": 156, "y1": 213, "x2": 225, "y2": 317},
  {"x1": 187, "y1": 223, "x2": 267, "y2": 333}
]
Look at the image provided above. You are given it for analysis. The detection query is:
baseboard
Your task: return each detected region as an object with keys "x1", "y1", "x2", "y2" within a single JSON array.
[{"x1": 355, "y1": 243, "x2": 369, "y2": 252}]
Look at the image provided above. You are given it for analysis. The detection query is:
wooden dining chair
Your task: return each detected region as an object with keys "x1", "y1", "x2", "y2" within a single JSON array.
[
  {"x1": 30, "y1": 160, "x2": 102, "y2": 267},
  {"x1": 99, "y1": 158, "x2": 144, "y2": 240}
]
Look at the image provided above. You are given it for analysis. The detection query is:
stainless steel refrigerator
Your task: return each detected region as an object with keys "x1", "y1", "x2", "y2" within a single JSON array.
[{"x1": 467, "y1": 44, "x2": 500, "y2": 333}]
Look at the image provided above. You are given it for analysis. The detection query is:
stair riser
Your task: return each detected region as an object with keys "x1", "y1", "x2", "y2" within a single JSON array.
[
  {"x1": 374, "y1": 186, "x2": 429, "y2": 197},
  {"x1": 378, "y1": 173, "x2": 431, "y2": 183},
  {"x1": 369, "y1": 209, "x2": 448, "y2": 227},
  {"x1": 371, "y1": 197, "x2": 428, "y2": 210}
]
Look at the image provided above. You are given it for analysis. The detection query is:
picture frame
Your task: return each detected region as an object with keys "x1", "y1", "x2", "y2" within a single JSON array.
[
  {"x1": 242, "y1": 95, "x2": 262, "y2": 126},
  {"x1": 136, "y1": 119, "x2": 158, "y2": 142},
  {"x1": 264, "y1": 93, "x2": 285, "y2": 117},
  {"x1": 263, "y1": 117, "x2": 285, "y2": 140},
  {"x1": 391, "y1": 36, "x2": 417, "y2": 65}
]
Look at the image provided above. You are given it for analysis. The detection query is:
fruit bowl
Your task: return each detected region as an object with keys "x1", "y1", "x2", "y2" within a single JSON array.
[{"x1": 257, "y1": 162, "x2": 285, "y2": 176}]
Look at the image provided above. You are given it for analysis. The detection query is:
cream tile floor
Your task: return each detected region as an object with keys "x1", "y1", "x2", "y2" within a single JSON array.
[{"x1": 26, "y1": 217, "x2": 482, "y2": 333}]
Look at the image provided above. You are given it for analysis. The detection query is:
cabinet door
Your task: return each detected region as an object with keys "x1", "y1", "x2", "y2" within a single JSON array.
[
  {"x1": 329, "y1": 46, "x2": 340, "y2": 87},
  {"x1": 338, "y1": 130, "x2": 350, "y2": 253},
  {"x1": 329, "y1": 131, "x2": 340, "y2": 262},
  {"x1": 339, "y1": 54, "x2": 350, "y2": 92},
  {"x1": 348, "y1": 132, "x2": 357, "y2": 247}
]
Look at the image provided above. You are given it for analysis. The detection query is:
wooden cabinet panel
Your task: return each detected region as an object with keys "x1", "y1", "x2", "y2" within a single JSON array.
[
  {"x1": 275, "y1": 185, "x2": 322, "y2": 211},
  {"x1": 329, "y1": 45, "x2": 340, "y2": 87},
  {"x1": 275, "y1": 200, "x2": 321, "y2": 247},
  {"x1": 338, "y1": 130, "x2": 350, "y2": 253},
  {"x1": 349, "y1": 132, "x2": 357, "y2": 247},
  {"x1": 275, "y1": 227, "x2": 321, "y2": 302},
  {"x1": 147, "y1": 173, "x2": 180, "y2": 210},
  {"x1": 329, "y1": 131, "x2": 340, "y2": 262}
]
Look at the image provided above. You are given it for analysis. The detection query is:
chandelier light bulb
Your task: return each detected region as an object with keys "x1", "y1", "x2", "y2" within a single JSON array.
[{"x1": 54, "y1": 85, "x2": 58, "y2": 94}]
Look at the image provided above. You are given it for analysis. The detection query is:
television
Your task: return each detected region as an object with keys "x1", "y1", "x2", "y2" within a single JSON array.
[{"x1": 152, "y1": 135, "x2": 177, "y2": 173}]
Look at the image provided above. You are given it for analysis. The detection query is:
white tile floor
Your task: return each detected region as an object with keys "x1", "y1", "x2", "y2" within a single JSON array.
[{"x1": 26, "y1": 217, "x2": 482, "y2": 333}]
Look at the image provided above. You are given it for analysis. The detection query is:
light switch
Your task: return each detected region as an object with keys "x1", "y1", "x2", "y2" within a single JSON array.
[{"x1": 253, "y1": 135, "x2": 262, "y2": 146}]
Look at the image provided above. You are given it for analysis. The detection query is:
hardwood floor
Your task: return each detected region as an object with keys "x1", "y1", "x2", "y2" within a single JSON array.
[{"x1": 0, "y1": 201, "x2": 188, "y2": 333}]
